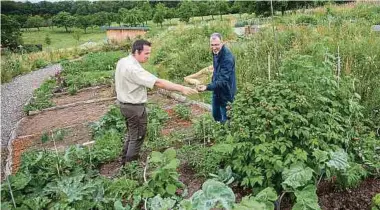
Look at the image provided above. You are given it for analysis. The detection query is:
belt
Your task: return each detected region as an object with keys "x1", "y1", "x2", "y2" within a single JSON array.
[{"x1": 119, "y1": 101, "x2": 145, "y2": 106}]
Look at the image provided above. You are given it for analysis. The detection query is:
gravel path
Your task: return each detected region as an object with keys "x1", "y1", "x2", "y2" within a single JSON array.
[{"x1": 1, "y1": 64, "x2": 62, "y2": 147}]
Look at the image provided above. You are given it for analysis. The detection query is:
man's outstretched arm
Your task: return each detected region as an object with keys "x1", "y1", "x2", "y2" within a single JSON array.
[{"x1": 155, "y1": 79, "x2": 198, "y2": 95}]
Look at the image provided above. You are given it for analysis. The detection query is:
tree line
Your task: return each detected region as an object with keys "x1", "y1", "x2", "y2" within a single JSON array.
[
  {"x1": 2, "y1": 1, "x2": 327, "y2": 30},
  {"x1": 1, "y1": 1, "x2": 326, "y2": 17},
  {"x1": 1, "y1": 0, "x2": 328, "y2": 50}
]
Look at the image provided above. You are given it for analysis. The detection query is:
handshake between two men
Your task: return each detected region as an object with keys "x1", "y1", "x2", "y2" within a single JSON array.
[
  {"x1": 181, "y1": 64, "x2": 213, "y2": 95},
  {"x1": 179, "y1": 84, "x2": 207, "y2": 96},
  {"x1": 116, "y1": 35, "x2": 236, "y2": 165}
]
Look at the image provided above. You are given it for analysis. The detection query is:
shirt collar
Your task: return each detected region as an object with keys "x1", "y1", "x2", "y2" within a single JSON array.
[{"x1": 129, "y1": 54, "x2": 143, "y2": 68}]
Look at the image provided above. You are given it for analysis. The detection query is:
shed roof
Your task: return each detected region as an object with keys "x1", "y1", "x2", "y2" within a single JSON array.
[
  {"x1": 373, "y1": 25, "x2": 380, "y2": 32},
  {"x1": 103, "y1": 26, "x2": 149, "y2": 31}
]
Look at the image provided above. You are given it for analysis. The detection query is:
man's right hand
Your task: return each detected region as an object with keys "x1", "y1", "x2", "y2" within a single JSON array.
[
  {"x1": 196, "y1": 85, "x2": 207, "y2": 92},
  {"x1": 155, "y1": 79, "x2": 198, "y2": 95},
  {"x1": 181, "y1": 86, "x2": 198, "y2": 95}
]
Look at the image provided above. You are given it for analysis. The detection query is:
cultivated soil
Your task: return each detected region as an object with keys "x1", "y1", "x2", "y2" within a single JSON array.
[
  {"x1": 7, "y1": 86, "x2": 379, "y2": 209},
  {"x1": 8, "y1": 86, "x2": 116, "y2": 173}
]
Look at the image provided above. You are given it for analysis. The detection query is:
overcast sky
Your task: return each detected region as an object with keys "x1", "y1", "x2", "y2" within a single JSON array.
[
  {"x1": 13, "y1": 0, "x2": 119, "y2": 2},
  {"x1": 14, "y1": 0, "x2": 64, "y2": 2},
  {"x1": 15, "y1": 0, "x2": 57, "y2": 2},
  {"x1": 13, "y1": 0, "x2": 99, "y2": 2}
]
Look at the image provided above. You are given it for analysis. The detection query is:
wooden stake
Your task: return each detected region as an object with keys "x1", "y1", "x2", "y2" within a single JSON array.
[
  {"x1": 268, "y1": 53, "x2": 271, "y2": 81},
  {"x1": 337, "y1": 46, "x2": 341, "y2": 88},
  {"x1": 7, "y1": 176, "x2": 16, "y2": 208},
  {"x1": 52, "y1": 133, "x2": 61, "y2": 177}
]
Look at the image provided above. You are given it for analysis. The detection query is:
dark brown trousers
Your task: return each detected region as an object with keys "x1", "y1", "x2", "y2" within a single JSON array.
[{"x1": 119, "y1": 103, "x2": 147, "y2": 163}]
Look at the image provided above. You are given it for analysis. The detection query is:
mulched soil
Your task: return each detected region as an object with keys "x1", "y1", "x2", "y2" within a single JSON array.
[
  {"x1": 178, "y1": 162, "x2": 205, "y2": 198},
  {"x1": 148, "y1": 91, "x2": 177, "y2": 109},
  {"x1": 16, "y1": 100, "x2": 114, "y2": 136},
  {"x1": 36, "y1": 123, "x2": 93, "y2": 151},
  {"x1": 11, "y1": 122, "x2": 95, "y2": 173},
  {"x1": 231, "y1": 185, "x2": 253, "y2": 203},
  {"x1": 99, "y1": 159, "x2": 123, "y2": 178},
  {"x1": 279, "y1": 178, "x2": 380, "y2": 210},
  {"x1": 190, "y1": 104, "x2": 208, "y2": 116},
  {"x1": 317, "y1": 178, "x2": 380, "y2": 210},
  {"x1": 161, "y1": 108, "x2": 192, "y2": 136},
  {"x1": 161, "y1": 104, "x2": 207, "y2": 136},
  {"x1": 52, "y1": 86, "x2": 114, "y2": 106},
  {"x1": 8, "y1": 87, "x2": 115, "y2": 174}
]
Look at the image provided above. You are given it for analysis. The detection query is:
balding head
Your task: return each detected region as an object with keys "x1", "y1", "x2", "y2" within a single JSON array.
[
  {"x1": 210, "y1": 33, "x2": 222, "y2": 41},
  {"x1": 210, "y1": 33, "x2": 223, "y2": 55}
]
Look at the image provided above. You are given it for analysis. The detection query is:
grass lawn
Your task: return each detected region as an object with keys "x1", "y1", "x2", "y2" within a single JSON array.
[{"x1": 21, "y1": 27, "x2": 106, "y2": 50}]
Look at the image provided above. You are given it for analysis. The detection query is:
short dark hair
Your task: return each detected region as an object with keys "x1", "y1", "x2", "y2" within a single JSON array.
[{"x1": 132, "y1": 39, "x2": 151, "y2": 54}]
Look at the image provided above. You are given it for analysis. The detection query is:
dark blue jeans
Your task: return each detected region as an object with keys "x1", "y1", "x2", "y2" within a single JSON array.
[{"x1": 212, "y1": 94, "x2": 227, "y2": 123}]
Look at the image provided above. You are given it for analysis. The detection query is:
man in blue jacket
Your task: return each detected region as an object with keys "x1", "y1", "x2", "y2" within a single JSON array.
[{"x1": 197, "y1": 33, "x2": 237, "y2": 122}]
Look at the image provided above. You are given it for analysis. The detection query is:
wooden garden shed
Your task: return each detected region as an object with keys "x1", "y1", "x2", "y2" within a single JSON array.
[{"x1": 105, "y1": 26, "x2": 149, "y2": 43}]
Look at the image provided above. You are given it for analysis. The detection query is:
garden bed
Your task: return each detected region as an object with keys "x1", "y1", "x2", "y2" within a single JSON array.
[
  {"x1": 7, "y1": 86, "x2": 210, "y2": 178},
  {"x1": 317, "y1": 178, "x2": 380, "y2": 210},
  {"x1": 10, "y1": 123, "x2": 92, "y2": 173},
  {"x1": 18, "y1": 100, "x2": 114, "y2": 136},
  {"x1": 279, "y1": 178, "x2": 380, "y2": 210},
  {"x1": 7, "y1": 86, "x2": 117, "y2": 174},
  {"x1": 52, "y1": 85, "x2": 114, "y2": 106}
]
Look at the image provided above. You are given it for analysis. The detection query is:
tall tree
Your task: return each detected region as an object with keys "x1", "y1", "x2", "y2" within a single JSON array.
[
  {"x1": 134, "y1": 8, "x2": 145, "y2": 26},
  {"x1": 153, "y1": 3, "x2": 166, "y2": 28},
  {"x1": 178, "y1": 1, "x2": 194, "y2": 23},
  {"x1": 109, "y1": 13, "x2": 118, "y2": 26},
  {"x1": 255, "y1": 1, "x2": 286, "y2": 17},
  {"x1": 241, "y1": 1, "x2": 256, "y2": 14},
  {"x1": 75, "y1": 15, "x2": 92, "y2": 33},
  {"x1": 230, "y1": 1, "x2": 243, "y2": 18},
  {"x1": 74, "y1": 1, "x2": 91, "y2": 15},
  {"x1": 52, "y1": 12, "x2": 76, "y2": 32},
  {"x1": 117, "y1": 8, "x2": 127, "y2": 26},
  {"x1": 45, "y1": 17, "x2": 53, "y2": 30},
  {"x1": 165, "y1": 7, "x2": 176, "y2": 25},
  {"x1": 36, "y1": 1, "x2": 57, "y2": 15},
  {"x1": 198, "y1": 2, "x2": 210, "y2": 21},
  {"x1": 55, "y1": 1, "x2": 74, "y2": 14},
  {"x1": 208, "y1": 1, "x2": 218, "y2": 20},
  {"x1": 217, "y1": 0, "x2": 229, "y2": 20},
  {"x1": 92, "y1": 12, "x2": 110, "y2": 27},
  {"x1": 192, "y1": 2, "x2": 200, "y2": 20},
  {"x1": 139, "y1": 1, "x2": 153, "y2": 25},
  {"x1": 1, "y1": 14, "x2": 23, "y2": 50},
  {"x1": 120, "y1": 9, "x2": 139, "y2": 26},
  {"x1": 11, "y1": 15, "x2": 28, "y2": 28},
  {"x1": 25, "y1": 15, "x2": 44, "y2": 31}
]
